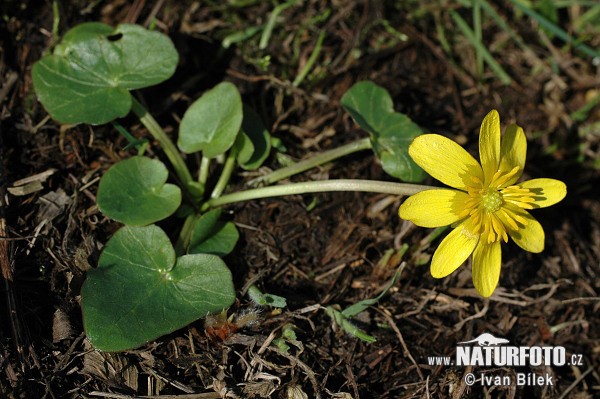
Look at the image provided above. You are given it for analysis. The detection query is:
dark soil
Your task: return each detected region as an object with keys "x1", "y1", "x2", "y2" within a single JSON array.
[{"x1": 1, "y1": 1, "x2": 599, "y2": 398}]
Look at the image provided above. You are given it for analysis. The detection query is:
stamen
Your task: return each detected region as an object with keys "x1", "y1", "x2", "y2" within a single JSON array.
[
  {"x1": 497, "y1": 208, "x2": 518, "y2": 231},
  {"x1": 517, "y1": 197, "x2": 535, "y2": 203},
  {"x1": 482, "y1": 218, "x2": 492, "y2": 243},
  {"x1": 502, "y1": 186, "x2": 531, "y2": 195},
  {"x1": 504, "y1": 208, "x2": 529, "y2": 226},
  {"x1": 490, "y1": 214, "x2": 508, "y2": 243},
  {"x1": 504, "y1": 199, "x2": 534, "y2": 210},
  {"x1": 492, "y1": 166, "x2": 520, "y2": 188},
  {"x1": 489, "y1": 170, "x2": 503, "y2": 187}
]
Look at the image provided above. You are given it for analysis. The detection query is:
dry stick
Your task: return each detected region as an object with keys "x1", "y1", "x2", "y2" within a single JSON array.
[
  {"x1": 561, "y1": 296, "x2": 600, "y2": 304},
  {"x1": 267, "y1": 346, "x2": 321, "y2": 399},
  {"x1": 42, "y1": 334, "x2": 86, "y2": 399},
  {"x1": 0, "y1": 72, "x2": 16, "y2": 280},
  {"x1": 377, "y1": 309, "x2": 424, "y2": 381},
  {"x1": 454, "y1": 299, "x2": 490, "y2": 331},
  {"x1": 0, "y1": 349, "x2": 17, "y2": 386},
  {"x1": 454, "y1": 366, "x2": 473, "y2": 399},
  {"x1": 345, "y1": 361, "x2": 360, "y2": 399},
  {"x1": 0, "y1": 109, "x2": 28, "y2": 373},
  {"x1": 143, "y1": 0, "x2": 166, "y2": 27},
  {"x1": 143, "y1": 365, "x2": 196, "y2": 394},
  {"x1": 557, "y1": 366, "x2": 594, "y2": 399}
]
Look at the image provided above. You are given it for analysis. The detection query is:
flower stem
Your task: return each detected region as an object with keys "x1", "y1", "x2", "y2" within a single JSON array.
[
  {"x1": 203, "y1": 179, "x2": 436, "y2": 210},
  {"x1": 130, "y1": 97, "x2": 202, "y2": 197},
  {"x1": 253, "y1": 137, "x2": 372, "y2": 186}
]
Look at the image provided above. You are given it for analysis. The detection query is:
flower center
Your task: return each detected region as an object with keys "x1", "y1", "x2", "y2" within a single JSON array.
[
  {"x1": 481, "y1": 189, "x2": 502, "y2": 212},
  {"x1": 458, "y1": 166, "x2": 537, "y2": 244}
]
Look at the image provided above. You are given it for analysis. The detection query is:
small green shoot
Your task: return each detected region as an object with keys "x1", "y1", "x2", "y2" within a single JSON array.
[
  {"x1": 248, "y1": 285, "x2": 287, "y2": 308},
  {"x1": 450, "y1": 10, "x2": 512, "y2": 85},
  {"x1": 272, "y1": 324, "x2": 299, "y2": 354},
  {"x1": 259, "y1": 0, "x2": 301, "y2": 50},
  {"x1": 292, "y1": 30, "x2": 326, "y2": 88},
  {"x1": 111, "y1": 121, "x2": 148, "y2": 153},
  {"x1": 510, "y1": 0, "x2": 600, "y2": 59},
  {"x1": 326, "y1": 265, "x2": 404, "y2": 342}
]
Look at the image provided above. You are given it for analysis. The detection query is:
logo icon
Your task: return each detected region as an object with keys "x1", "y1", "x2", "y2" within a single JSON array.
[{"x1": 458, "y1": 333, "x2": 510, "y2": 346}]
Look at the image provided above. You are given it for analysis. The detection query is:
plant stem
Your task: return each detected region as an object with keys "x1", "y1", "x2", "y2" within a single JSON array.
[
  {"x1": 174, "y1": 212, "x2": 201, "y2": 256},
  {"x1": 211, "y1": 148, "x2": 238, "y2": 199},
  {"x1": 203, "y1": 179, "x2": 436, "y2": 210},
  {"x1": 254, "y1": 137, "x2": 372, "y2": 186},
  {"x1": 130, "y1": 97, "x2": 201, "y2": 197},
  {"x1": 198, "y1": 156, "x2": 210, "y2": 185}
]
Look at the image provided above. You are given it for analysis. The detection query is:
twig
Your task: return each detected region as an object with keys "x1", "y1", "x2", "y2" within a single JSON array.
[
  {"x1": 561, "y1": 296, "x2": 600, "y2": 304},
  {"x1": 557, "y1": 366, "x2": 593, "y2": 399},
  {"x1": 267, "y1": 346, "x2": 321, "y2": 399},
  {"x1": 454, "y1": 299, "x2": 490, "y2": 331},
  {"x1": 377, "y1": 308, "x2": 424, "y2": 380},
  {"x1": 0, "y1": 71, "x2": 18, "y2": 104}
]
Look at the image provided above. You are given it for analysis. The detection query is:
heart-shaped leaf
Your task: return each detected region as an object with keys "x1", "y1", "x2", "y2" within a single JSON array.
[
  {"x1": 82, "y1": 225, "x2": 235, "y2": 351},
  {"x1": 97, "y1": 156, "x2": 181, "y2": 226},
  {"x1": 188, "y1": 208, "x2": 239, "y2": 257},
  {"x1": 341, "y1": 81, "x2": 426, "y2": 182},
  {"x1": 32, "y1": 23, "x2": 178, "y2": 125},
  {"x1": 178, "y1": 82, "x2": 243, "y2": 157}
]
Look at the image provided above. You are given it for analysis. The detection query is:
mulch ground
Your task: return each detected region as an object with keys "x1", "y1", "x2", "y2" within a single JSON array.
[{"x1": 1, "y1": 1, "x2": 599, "y2": 398}]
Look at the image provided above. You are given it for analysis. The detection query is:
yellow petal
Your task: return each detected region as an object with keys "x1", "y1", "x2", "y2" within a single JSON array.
[
  {"x1": 479, "y1": 110, "x2": 501, "y2": 186},
  {"x1": 520, "y1": 178, "x2": 566, "y2": 209},
  {"x1": 472, "y1": 240, "x2": 502, "y2": 297},
  {"x1": 409, "y1": 134, "x2": 483, "y2": 190},
  {"x1": 399, "y1": 189, "x2": 470, "y2": 228},
  {"x1": 431, "y1": 222, "x2": 479, "y2": 278},
  {"x1": 499, "y1": 124, "x2": 526, "y2": 186},
  {"x1": 498, "y1": 205, "x2": 545, "y2": 253}
]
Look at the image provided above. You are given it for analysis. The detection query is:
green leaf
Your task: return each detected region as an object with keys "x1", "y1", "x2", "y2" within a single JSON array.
[
  {"x1": 239, "y1": 104, "x2": 271, "y2": 170},
  {"x1": 247, "y1": 285, "x2": 287, "y2": 308},
  {"x1": 188, "y1": 208, "x2": 239, "y2": 257},
  {"x1": 233, "y1": 132, "x2": 255, "y2": 166},
  {"x1": 325, "y1": 306, "x2": 376, "y2": 343},
  {"x1": 97, "y1": 156, "x2": 181, "y2": 226},
  {"x1": 82, "y1": 225, "x2": 235, "y2": 351},
  {"x1": 178, "y1": 82, "x2": 243, "y2": 157},
  {"x1": 32, "y1": 23, "x2": 178, "y2": 125},
  {"x1": 340, "y1": 81, "x2": 426, "y2": 182}
]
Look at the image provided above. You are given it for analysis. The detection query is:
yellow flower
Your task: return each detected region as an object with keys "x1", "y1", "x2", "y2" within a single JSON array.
[{"x1": 399, "y1": 110, "x2": 566, "y2": 297}]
